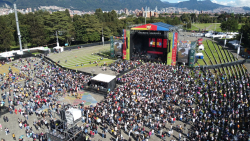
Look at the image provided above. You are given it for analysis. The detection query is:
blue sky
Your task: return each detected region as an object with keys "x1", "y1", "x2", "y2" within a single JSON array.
[{"x1": 161, "y1": 0, "x2": 249, "y2": 7}]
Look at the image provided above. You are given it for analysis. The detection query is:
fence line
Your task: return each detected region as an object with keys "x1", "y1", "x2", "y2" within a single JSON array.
[{"x1": 200, "y1": 60, "x2": 246, "y2": 69}]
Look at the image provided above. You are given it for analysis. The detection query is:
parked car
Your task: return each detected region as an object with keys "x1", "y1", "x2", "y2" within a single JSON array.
[{"x1": 211, "y1": 32, "x2": 227, "y2": 38}]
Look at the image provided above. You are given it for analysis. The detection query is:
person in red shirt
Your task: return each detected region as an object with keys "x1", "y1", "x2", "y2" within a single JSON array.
[{"x1": 90, "y1": 130, "x2": 92, "y2": 136}]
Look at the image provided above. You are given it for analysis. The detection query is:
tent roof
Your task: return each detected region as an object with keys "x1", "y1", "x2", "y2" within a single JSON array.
[
  {"x1": 0, "y1": 52, "x2": 14, "y2": 58},
  {"x1": 53, "y1": 46, "x2": 63, "y2": 49},
  {"x1": 91, "y1": 73, "x2": 116, "y2": 83},
  {"x1": 196, "y1": 53, "x2": 204, "y2": 56},
  {"x1": 131, "y1": 22, "x2": 175, "y2": 31}
]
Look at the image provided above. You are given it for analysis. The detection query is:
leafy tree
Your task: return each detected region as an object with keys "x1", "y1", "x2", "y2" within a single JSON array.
[
  {"x1": 103, "y1": 26, "x2": 112, "y2": 40},
  {"x1": 20, "y1": 25, "x2": 30, "y2": 48},
  {"x1": 239, "y1": 23, "x2": 250, "y2": 47},
  {"x1": 190, "y1": 13, "x2": 197, "y2": 23},
  {"x1": 95, "y1": 8, "x2": 104, "y2": 22},
  {"x1": 0, "y1": 16, "x2": 13, "y2": 51},
  {"x1": 28, "y1": 13, "x2": 48, "y2": 46},
  {"x1": 44, "y1": 11, "x2": 75, "y2": 45},
  {"x1": 187, "y1": 22, "x2": 191, "y2": 29},
  {"x1": 220, "y1": 18, "x2": 239, "y2": 32}
]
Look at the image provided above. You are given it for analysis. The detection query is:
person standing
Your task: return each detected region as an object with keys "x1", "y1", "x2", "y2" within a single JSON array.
[
  {"x1": 12, "y1": 133, "x2": 16, "y2": 140},
  {"x1": 3, "y1": 116, "x2": 5, "y2": 122}
]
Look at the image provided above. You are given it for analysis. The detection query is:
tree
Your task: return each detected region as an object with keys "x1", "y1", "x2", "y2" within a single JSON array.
[
  {"x1": 28, "y1": 13, "x2": 48, "y2": 46},
  {"x1": 44, "y1": 11, "x2": 75, "y2": 45},
  {"x1": 220, "y1": 18, "x2": 239, "y2": 32},
  {"x1": 103, "y1": 26, "x2": 112, "y2": 40},
  {"x1": 95, "y1": 8, "x2": 104, "y2": 22},
  {"x1": 20, "y1": 25, "x2": 30, "y2": 48},
  {"x1": 0, "y1": 16, "x2": 13, "y2": 51},
  {"x1": 85, "y1": 15, "x2": 102, "y2": 42},
  {"x1": 239, "y1": 23, "x2": 250, "y2": 47},
  {"x1": 187, "y1": 22, "x2": 191, "y2": 29}
]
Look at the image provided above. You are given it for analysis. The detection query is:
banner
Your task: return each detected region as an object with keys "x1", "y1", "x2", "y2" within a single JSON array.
[
  {"x1": 152, "y1": 38, "x2": 155, "y2": 47},
  {"x1": 110, "y1": 36, "x2": 115, "y2": 58},
  {"x1": 163, "y1": 39, "x2": 167, "y2": 48},
  {"x1": 167, "y1": 33, "x2": 173, "y2": 65},
  {"x1": 171, "y1": 32, "x2": 178, "y2": 66},
  {"x1": 189, "y1": 49, "x2": 195, "y2": 67},
  {"x1": 114, "y1": 41, "x2": 123, "y2": 57},
  {"x1": 126, "y1": 30, "x2": 130, "y2": 60},
  {"x1": 123, "y1": 29, "x2": 127, "y2": 59},
  {"x1": 177, "y1": 47, "x2": 189, "y2": 63},
  {"x1": 157, "y1": 38, "x2": 162, "y2": 48}
]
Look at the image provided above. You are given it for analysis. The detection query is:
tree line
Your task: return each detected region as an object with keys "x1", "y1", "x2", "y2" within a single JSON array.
[{"x1": 1, "y1": 9, "x2": 250, "y2": 51}]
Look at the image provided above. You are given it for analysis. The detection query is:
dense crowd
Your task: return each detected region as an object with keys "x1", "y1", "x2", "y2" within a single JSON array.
[{"x1": 0, "y1": 55, "x2": 250, "y2": 141}]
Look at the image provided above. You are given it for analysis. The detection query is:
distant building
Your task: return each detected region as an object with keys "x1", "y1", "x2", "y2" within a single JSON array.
[{"x1": 124, "y1": 8, "x2": 129, "y2": 15}]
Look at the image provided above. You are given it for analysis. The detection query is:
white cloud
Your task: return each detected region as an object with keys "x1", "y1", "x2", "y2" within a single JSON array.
[
  {"x1": 211, "y1": 0, "x2": 236, "y2": 6},
  {"x1": 212, "y1": 0, "x2": 250, "y2": 7},
  {"x1": 236, "y1": 0, "x2": 250, "y2": 7}
]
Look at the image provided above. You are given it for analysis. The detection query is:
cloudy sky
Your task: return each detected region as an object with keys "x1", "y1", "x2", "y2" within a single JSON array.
[{"x1": 161, "y1": 0, "x2": 250, "y2": 7}]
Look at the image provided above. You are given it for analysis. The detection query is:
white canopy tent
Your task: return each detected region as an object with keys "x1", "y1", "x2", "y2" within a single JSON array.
[
  {"x1": 65, "y1": 108, "x2": 82, "y2": 124},
  {"x1": 91, "y1": 73, "x2": 116, "y2": 83},
  {"x1": 0, "y1": 52, "x2": 14, "y2": 58},
  {"x1": 91, "y1": 73, "x2": 117, "y2": 91},
  {"x1": 198, "y1": 44, "x2": 204, "y2": 50},
  {"x1": 196, "y1": 53, "x2": 204, "y2": 59},
  {"x1": 53, "y1": 46, "x2": 64, "y2": 52}
]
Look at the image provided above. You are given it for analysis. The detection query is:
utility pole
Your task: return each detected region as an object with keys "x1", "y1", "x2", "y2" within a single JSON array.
[{"x1": 14, "y1": 3, "x2": 22, "y2": 53}]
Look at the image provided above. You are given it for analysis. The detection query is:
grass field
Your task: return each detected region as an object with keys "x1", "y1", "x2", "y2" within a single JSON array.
[
  {"x1": 48, "y1": 44, "x2": 116, "y2": 69},
  {"x1": 193, "y1": 23, "x2": 212, "y2": 30},
  {"x1": 190, "y1": 23, "x2": 244, "y2": 32}
]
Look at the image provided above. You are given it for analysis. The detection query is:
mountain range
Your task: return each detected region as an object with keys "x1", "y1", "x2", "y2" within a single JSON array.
[
  {"x1": 163, "y1": 0, "x2": 226, "y2": 11},
  {"x1": 0, "y1": 0, "x2": 167, "y2": 11},
  {"x1": 0, "y1": 0, "x2": 246, "y2": 11}
]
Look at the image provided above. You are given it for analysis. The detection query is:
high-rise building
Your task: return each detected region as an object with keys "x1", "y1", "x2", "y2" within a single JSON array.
[{"x1": 124, "y1": 8, "x2": 129, "y2": 15}]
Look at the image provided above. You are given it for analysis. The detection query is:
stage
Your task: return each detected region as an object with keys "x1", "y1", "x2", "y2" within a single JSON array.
[{"x1": 128, "y1": 22, "x2": 179, "y2": 65}]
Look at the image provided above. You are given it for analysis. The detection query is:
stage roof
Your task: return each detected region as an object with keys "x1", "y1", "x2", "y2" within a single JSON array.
[
  {"x1": 131, "y1": 22, "x2": 175, "y2": 31},
  {"x1": 91, "y1": 73, "x2": 116, "y2": 83}
]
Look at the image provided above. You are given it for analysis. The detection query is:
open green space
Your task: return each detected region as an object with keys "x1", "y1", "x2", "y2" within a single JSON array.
[
  {"x1": 195, "y1": 39, "x2": 247, "y2": 77},
  {"x1": 186, "y1": 23, "x2": 243, "y2": 32},
  {"x1": 193, "y1": 23, "x2": 212, "y2": 30},
  {"x1": 48, "y1": 44, "x2": 115, "y2": 69}
]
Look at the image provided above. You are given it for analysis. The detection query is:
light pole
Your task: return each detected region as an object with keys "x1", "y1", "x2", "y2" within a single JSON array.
[
  {"x1": 237, "y1": 33, "x2": 243, "y2": 59},
  {"x1": 224, "y1": 29, "x2": 228, "y2": 48},
  {"x1": 145, "y1": 7, "x2": 147, "y2": 24},
  {"x1": 102, "y1": 24, "x2": 104, "y2": 46}
]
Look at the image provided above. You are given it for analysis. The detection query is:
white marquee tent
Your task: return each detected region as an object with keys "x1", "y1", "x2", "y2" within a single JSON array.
[{"x1": 65, "y1": 108, "x2": 82, "y2": 124}]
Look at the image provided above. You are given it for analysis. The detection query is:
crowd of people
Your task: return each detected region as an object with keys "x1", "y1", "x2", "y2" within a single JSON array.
[{"x1": 0, "y1": 55, "x2": 249, "y2": 141}]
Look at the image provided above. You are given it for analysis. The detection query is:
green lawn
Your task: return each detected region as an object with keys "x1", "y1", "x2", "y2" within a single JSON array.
[
  {"x1": 193, "y1": 23, "x2": 213, "y2": 30},
  {"x1": 195, "y1": 40, "x2": 246, "y2": 77},
  {"x1": 186, "y1": 23, "x2": 243, "y2": 32},
  {"x1": 184, "y1": 25, "x2": 200, "y2": 31},
  {"x1": 48, "y1": 44, "x2": 115, "y2": 69}
]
